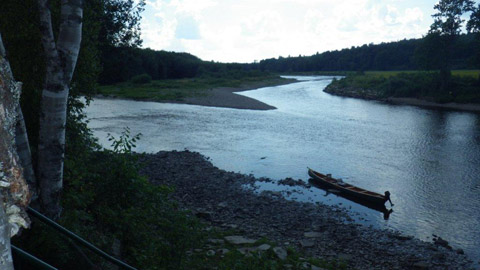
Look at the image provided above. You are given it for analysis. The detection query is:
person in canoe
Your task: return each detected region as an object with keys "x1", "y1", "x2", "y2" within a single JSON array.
[{"x1": 384, "y1": 191, "x2": 394, "y2": 206}]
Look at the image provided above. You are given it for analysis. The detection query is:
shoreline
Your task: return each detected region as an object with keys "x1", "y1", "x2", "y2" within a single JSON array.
[
  {"x1": 96, "y1": 78, "x2": 297, "y2": 111},
  {"x1": 385, "y1": 97, "x2": 480, "y2": 113},
  {"x1": 324, "y1": 84, "x2": 480, "y2": 114},
  {"x1": 139, "y1": 150, "x2": 474, "y2": 269}
]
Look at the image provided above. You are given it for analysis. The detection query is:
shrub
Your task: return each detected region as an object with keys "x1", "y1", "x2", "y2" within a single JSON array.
[{"x1": 13, "y1": 128, "x2": 202, "y2": 270}]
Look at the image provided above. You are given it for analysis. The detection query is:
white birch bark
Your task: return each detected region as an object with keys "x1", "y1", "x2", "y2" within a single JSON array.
[{"x1": 37, "y1": 0, "x2": 83, "y2": 218}]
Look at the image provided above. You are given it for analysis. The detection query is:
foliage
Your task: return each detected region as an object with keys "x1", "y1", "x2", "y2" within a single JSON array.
[
  {"x1": 107, "y1": 127, "x2": 142, "y2": 153},
  {"x1": 327, "y1": 71, "x2": 480, "y2": 103},
  {"x1": 430, "y1": 0, "x2": 474, "y2": 36},
  {"x1": 0, "y1": 0, "x2": 45, "y2": 151},
  {"x1": 98, "y1": 0, "x2": 146, "y2": 48},
  {"x1": 130, "y1": 73, "x2": 152, "y2": 84},
  {"x1": 248, "y1": 34, "x2": 478, "y2": 73},
  {"x1": 14, "y1": 124, "x2": 203, "y2": 270},
  {"x1": 467, "y1": 3, "x2": 480, "y2": 68},
  {"x1": 467, "y1": 3, "x2": 480, "y2": 32}
]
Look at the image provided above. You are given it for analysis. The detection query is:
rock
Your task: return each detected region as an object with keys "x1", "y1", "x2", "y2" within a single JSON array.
[
  {"x1": 224, "y1": 235, "x2": 256, "y2": 245},
  {"x1": 456, "y1": 249, "x2": 464, "y2": 255},
  {"x1": 273, "y1": 247, "x2": 288, "y2": 260},
  {"x1": 432, "y1": 252, "x2": 446, "y2": 261},
  {"x1": 217, "y1": 248, "x2": 229, "y2": 255},
  {"x1": 137, "y1": 151, "x2": 475, "y2": 270},
  {"x1": 237, "y1": 247, "x2": 257, "y2": 255},
  {"x1": 283, "y1": 264, "x2": 293, "y2": 269},
  {"x1": 195, "y1": 211, "x2": 213, "y2": 221},
  {"x1": 207, "y1": 238, "x2": 225, "y2": 244},
  {"x1": 391, "y1": 234, "x2": 414, "y2": 241},
  {"x1": 338, "y1": 253, "x2": 352, "y2": 261},
  {"x1": 299, "y1": 239, "x2": 315, "y2": 248},
  {"x1": 206, "y1": 250, "x2": 215, "y2": 257},
  {"x1": 223, "y1": 224, "x2": 238, "y2": 229},
  {"x1": 304, "y1": 231, "x2": 322, "y2": 238},
  {"x1": 433, "y1": 237, "x2": 449, "y2": 248},
  {"x1": 311, "y1": 265, "x2": 327, "y2": 270},
  {"x1": 412, "y1": 261, "x2": 430, "y2": 269},
  {"x1": 256, "y1": 244, "x2": 271, "y2": 251},
  {"x1": 301, "y1": 262, "x2": 310, "y2": 269}
]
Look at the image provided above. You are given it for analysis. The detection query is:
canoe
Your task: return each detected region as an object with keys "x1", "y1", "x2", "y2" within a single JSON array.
[
  {"x1": 308, "y1": 180, "x2": 393, "y2": 219},
  {"x1": 308, "y1": 168, "x2": 388, "y2": 205}
]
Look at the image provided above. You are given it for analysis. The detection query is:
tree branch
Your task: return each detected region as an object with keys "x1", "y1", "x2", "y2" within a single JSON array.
[{"x1": 37, "y1": 0, "x2": 61, "y2": 68}]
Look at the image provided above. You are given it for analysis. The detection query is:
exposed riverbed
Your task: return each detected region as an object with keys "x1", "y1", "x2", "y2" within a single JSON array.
[
  {"x1": 138, "y1": 150, "x2": 473, "y2": 269},
  {"x1": 86, "y1": 76, "x2": 480, "y2": 266}
]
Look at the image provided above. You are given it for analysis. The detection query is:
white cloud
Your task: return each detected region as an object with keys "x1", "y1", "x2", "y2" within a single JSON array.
[
  {"x1": 175, "y1": 15, "x2": 201, "y2": 39},
  {"x1": 140, "y1": 0, "x2": 437, "y2": 63},
  {"x1": 169, "y1": 0, "x2": 216, "y2": 16}
]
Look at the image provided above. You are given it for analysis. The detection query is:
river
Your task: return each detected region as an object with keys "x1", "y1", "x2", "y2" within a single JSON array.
[{"x1": 86, "y1": 76, "x2": 480, "y2": 264}]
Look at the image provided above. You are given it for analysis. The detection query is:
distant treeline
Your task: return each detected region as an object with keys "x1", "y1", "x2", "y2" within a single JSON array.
[
  {"x1": 255, "y1": 34, "x2": 478, "y2": 73},
  {"x1": 101, "y1": 34, "x2": 479, "y2": 85},
  {"x1": 100, "y1": 47, "x2": 259, "y2": 84}
]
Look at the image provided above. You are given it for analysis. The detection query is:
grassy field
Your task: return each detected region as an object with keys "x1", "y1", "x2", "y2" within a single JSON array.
[{"x1": 98, "y1": 74, "x2": 294, "y2": 102}]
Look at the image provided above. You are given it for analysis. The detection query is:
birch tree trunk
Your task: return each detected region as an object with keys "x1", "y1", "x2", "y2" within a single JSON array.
[
  {"x1": 37, "y1": 0, "x2": 83, "y2": 218},
  {"x1": 0, "y1": 32, "x2": 31, "y2": 270}
]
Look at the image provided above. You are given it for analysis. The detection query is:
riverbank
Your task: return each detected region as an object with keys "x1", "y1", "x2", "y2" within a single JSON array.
[
  {"x1": 324, "y1": 74, "x2": 480, "y2": 113},
  {"x1": 97, "y1": 75, "x2": 297, "y2": 110},
  {"x1": 385, "y1": 97, "x2": 480, "y2": 112},
  {"x1": 325, "y1": 85, "x2": 480, "y2": 113},
  {"x1": 138, "y1": 150, "x2": 474, "y2": 270}
]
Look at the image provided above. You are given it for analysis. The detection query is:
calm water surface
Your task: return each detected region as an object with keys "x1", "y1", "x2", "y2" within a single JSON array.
[{"x1": 86, "y1": 76, "x2": 480, "y2": 263}]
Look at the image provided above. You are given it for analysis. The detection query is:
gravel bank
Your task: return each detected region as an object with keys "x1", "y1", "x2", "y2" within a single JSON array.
[
  {"x1": 179, "y1": 79, "x2": 297, "y2": 110},
  {"x1": 182, "y1": 87, "x2": 277, "y2": 110},
  {"x1": 138, "y1": 151, "x2": 474, "y2": 270}
]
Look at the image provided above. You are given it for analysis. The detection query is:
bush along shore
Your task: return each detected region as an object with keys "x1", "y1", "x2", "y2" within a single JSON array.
[
  {"x1": 138, "y1": 150, "x2": 475, "y2": 270},
  {"x1": 324, "y1": 72, "x2": 480, "y2": 112}
]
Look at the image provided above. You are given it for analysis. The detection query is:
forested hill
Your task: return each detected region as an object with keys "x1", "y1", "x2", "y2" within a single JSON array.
[
  {"x1": 100, "y1": 47, "x2": 263, "y2": 84},
  {"x1": 101, "y1": 34, "x2": 479, "y2": 85},
  {"x1": 255, "y1": 34, "x2": 478, "y2": 73}
]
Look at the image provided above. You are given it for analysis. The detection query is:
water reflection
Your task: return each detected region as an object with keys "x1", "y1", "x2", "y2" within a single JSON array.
[{"x1": 309, "y1": 180, "x2": 394, "y2": 220}]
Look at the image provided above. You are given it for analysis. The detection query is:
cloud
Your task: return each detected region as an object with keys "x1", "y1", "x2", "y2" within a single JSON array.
[
  {"x1": 169, "y1": 0, "x2": 216, "y2": 16},
  {"x1": 175, "y1": 16, "x2": 201, "y2": 39},
  {"x1": 140, "y1": 0, "x2": 435, "y2": 63}
]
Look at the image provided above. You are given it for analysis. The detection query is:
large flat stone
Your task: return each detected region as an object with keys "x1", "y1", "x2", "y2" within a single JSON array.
[
  {"x1": 273, "y1": 247, "x2": 287, "y2": 260},
  {"x1": 224, "y1": 235, "x2": 257, "y2": 245},
  {"x1": 304, "y1": 231, "x2": 323, "y2": 238}
]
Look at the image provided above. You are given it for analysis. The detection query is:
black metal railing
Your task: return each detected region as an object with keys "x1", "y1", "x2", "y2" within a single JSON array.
[
  {"x1": 13, "y1": 207, "x2": 137, "y2": 270},
  {"x1": 12, "y1": 245, "x2": 58, "y2": 270}
]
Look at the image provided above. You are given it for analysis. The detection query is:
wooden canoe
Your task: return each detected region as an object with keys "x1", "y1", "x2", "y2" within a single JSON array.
[
  {"x1": 308, "y1": 168, "x2": 387, "y2": 205},
  {"x1": 308, "y1": 180, "x2": 393, "y2": 219}
]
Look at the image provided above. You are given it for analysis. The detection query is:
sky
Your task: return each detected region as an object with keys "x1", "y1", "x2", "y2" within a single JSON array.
[{"x1": 140, "y1": 0, "x2": 440, "y2": 63}]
